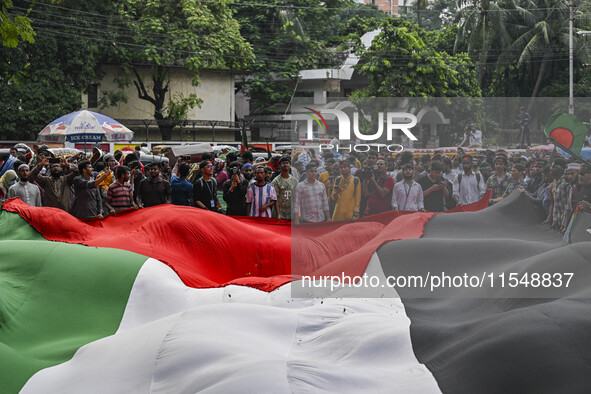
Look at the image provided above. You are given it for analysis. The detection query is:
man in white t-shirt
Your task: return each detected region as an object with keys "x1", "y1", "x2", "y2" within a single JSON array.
[{"x1": 453, "y1": 155, "x2": 486, "y2": 205}]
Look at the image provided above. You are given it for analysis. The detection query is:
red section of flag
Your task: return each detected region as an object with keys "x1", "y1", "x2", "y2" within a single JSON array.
[
  {"x1": 549, "y1": 128, "x2": 574, "y2": 149},
  {"x1": 2, "y1": 192, "x2": 490, "y2": 291}
]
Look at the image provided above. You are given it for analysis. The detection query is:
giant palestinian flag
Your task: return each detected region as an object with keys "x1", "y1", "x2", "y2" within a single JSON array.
[{"x1": 1, "y1": 191, "x2": 591, "y2": 393}]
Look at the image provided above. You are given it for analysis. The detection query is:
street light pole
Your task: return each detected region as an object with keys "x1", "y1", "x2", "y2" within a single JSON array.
[{"x1": 569, "y1": 0, "x2": 574, "y2": 114}]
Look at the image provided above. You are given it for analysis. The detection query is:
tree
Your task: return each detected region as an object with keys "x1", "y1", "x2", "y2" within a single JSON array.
[
  {"x1": 1, "y1": 0, "x2": 34, "y2": 47},
  {"x1": 0, "y1": 0, "x2": 108, "y2": 140},
  {"x1": 454, "y1": 0, "x2": 512, "y2": 88},
  {"x1": 234, "y1": 0, "x2": 381, "y2": 114},
  {"x1": 504, "y1": 0, "x2": 591, "y2": 109},
  {"x1": 109, "y1": 0, "x2": 253, "y2": 140},
  {"x1": 352, "y1": 19, "x2": 481, "y2": 98}
]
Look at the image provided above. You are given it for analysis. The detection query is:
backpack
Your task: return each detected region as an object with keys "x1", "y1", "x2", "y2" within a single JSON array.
[
  {"x1": 335, "y1": 176, "x2": 360, "y2": 195},
  {"x1": 198, "y1": 177, "x2": 217, "y2": 191},
  {"x1": 457, "y1": 172, "x2": 481, "y2": 193},
  {"x1": 198, "y1": 178, "x2": 218, "y2": 206}
]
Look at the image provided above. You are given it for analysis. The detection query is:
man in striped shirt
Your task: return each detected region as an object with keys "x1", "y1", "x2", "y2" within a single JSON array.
[
  {"x1": 246, "y1": 167, "x2": 277, "y2": 218},
  {"x1": 106, "y1": 166, "x2": 138, "y2": 215}
]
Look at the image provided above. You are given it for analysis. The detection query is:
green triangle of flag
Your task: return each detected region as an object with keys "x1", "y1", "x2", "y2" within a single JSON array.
[{"x1": 543, "y1": 113, "x2": 589, "y2": 156}]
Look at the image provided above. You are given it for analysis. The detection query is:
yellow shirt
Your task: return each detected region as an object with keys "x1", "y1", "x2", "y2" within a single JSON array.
[
  {"x1": 331, "y1": 175, "x2": 361, "y2": 221},
  {"x1": 96, "y1": 171, "x2": 113, "y2": 193}
]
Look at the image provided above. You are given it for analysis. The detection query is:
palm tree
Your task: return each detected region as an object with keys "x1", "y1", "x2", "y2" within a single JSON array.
[
  {"x1": 454, "y1": 0, "x2": 512, "y2": 88},
  {"x1": 505, "y1": 0, "x2": 590, "y2": 109}
]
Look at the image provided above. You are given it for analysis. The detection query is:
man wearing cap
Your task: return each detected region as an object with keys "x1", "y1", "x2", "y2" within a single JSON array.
[
  {"x1": 565, "y1": 163, "x2": 581, "y2": 201},
  {"x1": 486, "y1": 156, "x2": 511, "y2": 203},
  {"x1": 192, "y1": 161, "x2": 222, "y2": 212},
  {"x1": 242, "y1": 163, "x2": 255, "y2": 186},
  {"x1": 29, "y1": 156, "x2": 77, "y2": 211},
  {"x1": 577, "y1": 166, "x2": 591, "y2": 213},
  {"x1": 293, "y1": 162, "x2": 330, "y2": 225},
  {"x1": 7, "y1": 164, "x2": 42, "y2": 207},
  {"x1": 460, "y1": 124, "x2": 483, "y2": 148},
  {"x1": 453, "y1": 154, "x2": 485, "y2": 205}
]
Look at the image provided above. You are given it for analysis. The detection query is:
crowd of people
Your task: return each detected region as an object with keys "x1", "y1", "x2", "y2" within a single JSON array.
[{"x1": 0, "y1": 143, "x2": 589, "y2": 235}]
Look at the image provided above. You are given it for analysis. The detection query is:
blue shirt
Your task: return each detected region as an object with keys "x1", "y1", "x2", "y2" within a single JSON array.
[
  {"x1": 170, "y1": 174, "x2": 193, "y2": 206},
  {"x1": 0, "y1": 155, "x2": 16, "y2": 178}
]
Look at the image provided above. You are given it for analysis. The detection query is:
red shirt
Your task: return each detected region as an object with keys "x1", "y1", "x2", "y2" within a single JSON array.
[{"x1": 365, "y1": 174, "x2": 395, "y2": 215}]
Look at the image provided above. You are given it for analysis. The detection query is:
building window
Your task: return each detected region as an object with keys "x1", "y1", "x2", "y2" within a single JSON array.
[{"x1": 87, "y1": 84, "x2": 99, "y2": 108}]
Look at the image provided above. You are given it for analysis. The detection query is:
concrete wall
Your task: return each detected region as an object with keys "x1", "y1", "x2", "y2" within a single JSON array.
[{"x1": 83, "y1": 65, "x2": 235, "y2": 123}]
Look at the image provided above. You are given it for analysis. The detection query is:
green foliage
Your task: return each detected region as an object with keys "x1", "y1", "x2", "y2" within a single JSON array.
[
  {"x1": 116, "y1": 0, "x2": 253, "y2": 73},
  {"x1": 352, "y1": 19, "x2": 481, "y2": 98},
  {"x1": 164, "y1": 93, "x2": 202, "y2": 121},
  {"x1": 0, "y1": 0, "x2": 107, "y2": 140},
  {"x1": 0, "y1": 0, "x2": 35, "y2": 47},
  {"x1": 102, "y1": 0, "x2": 254, "y2": 138},
  {"x1": 234, "y1": 0, "x2": 382, "y2": 114},
  {"x1": 400, "y1": 0, "x2": 457, "y2": 31},
  {"x1": 455, "y1": 0, "x2": 591, "y2": 101}
]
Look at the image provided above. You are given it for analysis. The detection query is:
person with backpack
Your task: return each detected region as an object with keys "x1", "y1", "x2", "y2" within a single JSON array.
[
  {"x1": 332, "y1": 160, "x2": 361, "y2": 221},
  {"x1": 453, "y1": 154, "x2": 486, "y2": 205},
  {"x1": 192, "y1": 161, "x2": 222, "y2": 213}
]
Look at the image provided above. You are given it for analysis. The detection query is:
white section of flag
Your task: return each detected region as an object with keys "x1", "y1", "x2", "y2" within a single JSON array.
[{"x1": 21, "y1": 256, "x2": 441, "y2": 393}]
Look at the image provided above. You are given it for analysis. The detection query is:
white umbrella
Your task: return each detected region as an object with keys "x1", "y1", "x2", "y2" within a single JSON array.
[{"x1": 38, "y1": 110, "x2": 134, "y2": 144}]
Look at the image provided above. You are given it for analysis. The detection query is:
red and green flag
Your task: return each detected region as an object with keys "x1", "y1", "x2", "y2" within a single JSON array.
[
  {"x1": 543, "y1": 112, "x2": 589, "y2": 156},
  {"x1": 240, "y1": 123, "x2": 248, "y2": 153}
]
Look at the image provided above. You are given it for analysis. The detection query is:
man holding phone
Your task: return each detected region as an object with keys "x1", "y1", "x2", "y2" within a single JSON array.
[
  {"x1": 71, "y1": 160, "x2": 112, "y2": 219},
  {"x1": 418, "y1": 161, "x2": 449, "y2": 212},
  {"x1": 29, "y1": 156, "x2": 76, "y2": 211},
  {"x1": 222, "y1": 161, "x2": 248, "y2": 215}
]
